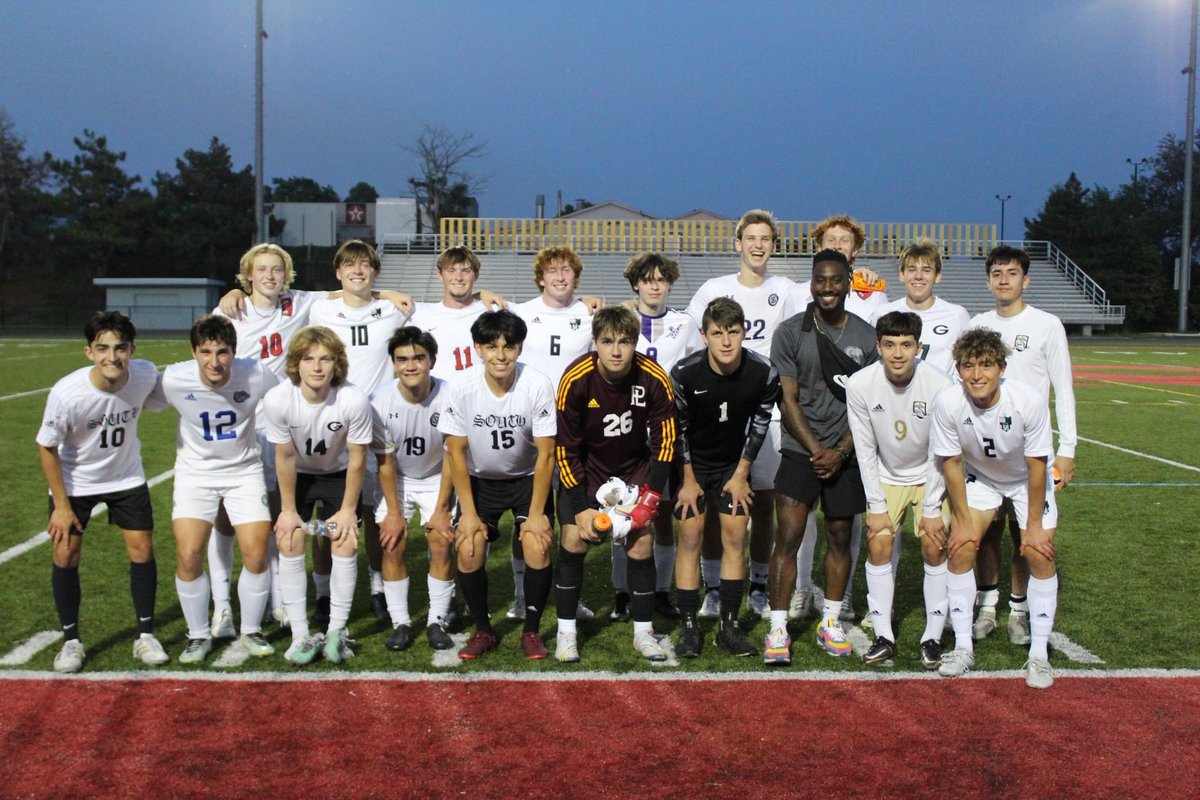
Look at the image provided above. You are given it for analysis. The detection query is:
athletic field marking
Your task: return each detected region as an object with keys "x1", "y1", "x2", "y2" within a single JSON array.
[
  {"x1": 0, "y1": 470, "x2": 175, "y2": 567},
  {"x1": 1169, "y1": 399, "x2": 1187, "y2": 405},
  {"x1": 1075, "y1": 435, "x2": 1200, "y2": 474},
  {"x1": 2, "y1": 667, "x2": 1196, "y2": 683},
  {"x1": 652, "y1": 635, "x2": 680, "y2": 667},
  {"x1": 1050, "y1": 633, "x2": 1105, "y2": 664},
  {"x1": 1111, "y1": 399, "x2": 1128, "y2": 405},
  {"x1": 431, "y1": 633, "x2": 470, "y2": 667},
  {"x1": 1151, "y1": 351, "x2": 1190, "y2": 356},
  {"x1": 0, "y1": 387, "x2": 52, "y2": 402},
  {"x1": 846, "y1": 624, "x2": 874, "y2": 658},
  {"x1": 1095, "y1": 379, "x2": 1200, "y2": 399},
  {"x1": 0, "y1": 632, "x2": 64, "y2": 666},
  {"x1": 213, "y1": 641, "x2": 252, "y2": 668},
  {"x1": 1071, "y1": 482, "x2": 1200, "y2": 487}
]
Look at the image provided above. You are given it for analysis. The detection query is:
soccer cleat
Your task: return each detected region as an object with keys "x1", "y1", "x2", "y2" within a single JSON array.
[
  {"x1": 576, "y1": 600, "x2": 595, "y2": 622},
  {"x1": 938, "y1": 647, "x2": 975, "y2": 678},
  {"x1": 919, "y1": 639, "x2": 944, "y2": 671},
  {"x1": 675, "y1": 616, "x2": 701, "y2": 659},
  {"x1": 426, "y1": 623, "x2": 454, "y2": 650},
  {"x1": 972, "y1": 606, "x2": 997, "y2": 640},
  {"x1": 284, "y1": 633, "x2": 325, "y2": 666},
  {"x1": 314, "y1": 595, "x2": 331, "y2": 626},
  {"x1": 211, "y1": 607, "x2": 236, "y2": 640},
  {"x1": 323, "y1": 627, "x2": 355, "y2": 664},
  {"x1": 457, "y1": 630, "x2": 499, "y2": 660},
  {"x1": 179, "y1": 637, "x2": 213, "y2": 665},
  {"x1": 715, "y1": 621, "x2": 758, "y2": 657},
  {"x1": 1024, "y1": 656, "x2": 1054, "y2": 689},
  {"x1": 1007, "y1": 610, "x2": 1031, "y2": 646},
  {"x1": 763, "y1": 627, "x2": 791, "y2": 666},
  {"x1": 609, "y1": 592, "x2": 631, "y2": 622},
  {"x1": 555, "y1": 632, "x2": 581, "y2": 663},
  {"x1": 817, "y1": 618, "x2": 852, "y2": 657},
  {"x1": 788, "y1": 587, "x2": 814, "y2": 620},
  {"x1": 385, "y1": 624, "x2": 413, "y2": 652},
  {"x1": 370, "y1": 593, "x2": 390, "y2": 623},
  {"x1": 132, "y1": 633, "x2": 170, "y2": 666},
  {"x1": 520, "y1": 631, "x2": 548, "y2": 660},
  {"x1": 270, "y1": 606, "x2": 290, "y2": 627},
  {"x1": 241, "y1": 632, "x2": 274, "y2": 658},
  {"x1": 505, "y1": 596, "x2": 526, "y2": 623},
  {"x1": 860, "y1": 611, "x2": 876, "y2": 633},
  {"x1": 698, "y1": 589, "x2": 721, "y2": 620},
  {"x1": 838, "y1": 596, "x2": 855, "y2": 623},
  {"x1": 862, "y1": 636, "x2": 897, "y2": 666},
  {"x1": 633, "y1": 630, "x2": 668, "y2": 662},
  {"x1": 747, "y1": 589, "x2": 770, "y2": 620},
  {"x1": 654, "y1": 591, "x2": 680, "y2": 619},
  {"x1": 54, "y1": 639, "x2": 85, "y2": 674}
]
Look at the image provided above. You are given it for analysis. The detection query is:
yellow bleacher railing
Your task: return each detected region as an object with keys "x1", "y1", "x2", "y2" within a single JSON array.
[{"x1": 440, "y1": 218, "x2": 997, "y2": 257}]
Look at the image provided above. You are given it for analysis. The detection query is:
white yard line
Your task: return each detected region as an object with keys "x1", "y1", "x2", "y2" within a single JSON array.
[
  {"x1": 0, "y1": 632, "x2": 63, "y2": 666},
  {"x1": 0, "y1": 387, "x2": 51, "y2": 401},
  {"x1": 212, "y1": 640, "x2": 252, "y2": 668},
  {"x1": 1074, "y1": 435, "x2": 1200, "y2": 474},
  {"x1": 1050, "y1": 632, "x2": 1104, "y2": 664},
  {"x1": 431, "y1": 633, "x2": 471, "y2": 667}
]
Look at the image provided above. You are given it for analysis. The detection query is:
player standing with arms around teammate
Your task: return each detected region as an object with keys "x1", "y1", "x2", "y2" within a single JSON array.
[
  {"x1": 671, "y1": 298, "x2": 780, "y2": 659},
  {"x1": 37, "y1": 311, "x2": 170, "y2": 672},
  {"x1": 931, "y1": 328, "x2": 1061, "y2": 688}
]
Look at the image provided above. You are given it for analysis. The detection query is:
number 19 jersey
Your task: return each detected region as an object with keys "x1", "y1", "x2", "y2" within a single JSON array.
[{"x1": 370, "y1": 378, "x2": 449, "y2": 492}]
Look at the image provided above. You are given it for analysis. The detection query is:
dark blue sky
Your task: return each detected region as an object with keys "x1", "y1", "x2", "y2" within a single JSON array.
[{"x1": 1, "y1": 1, "x2": 1191, "y2": 235}]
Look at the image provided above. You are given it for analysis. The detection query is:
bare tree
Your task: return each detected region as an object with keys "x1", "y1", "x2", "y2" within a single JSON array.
[{"x1": 405, "y1": 126, "x2": 487, "y2": 234}]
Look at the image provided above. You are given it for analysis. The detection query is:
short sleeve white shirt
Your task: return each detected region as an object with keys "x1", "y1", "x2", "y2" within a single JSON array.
[
  {"x1": 409, "y1": 300, "x2": 488, "y2": 384},
  {"x1": 370, "y1": 378, "x2": 448, "y2": 492},
  {"x1": 685, "y1": 273, "x2": 800, "y2": 359},
  {"x1": 309, "y1": 297, "x2": 409, "y2": 396},
  {"x1": 513, "y1": 296, "x2": 592, "y2": 388},
  {"x1": 262, "y1": 381, "x2": 374, "y2": 474},
  {"x1": 216, "y1": 289, "x2": 320, "y2": 377},
  {"x1": 636, "y1": 307, "x2": 703, "y2": 372}
]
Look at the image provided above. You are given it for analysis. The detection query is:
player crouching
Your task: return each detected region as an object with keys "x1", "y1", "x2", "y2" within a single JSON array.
[{"x1": 265, "y1": 327, "x2": 374, "y2": 665}]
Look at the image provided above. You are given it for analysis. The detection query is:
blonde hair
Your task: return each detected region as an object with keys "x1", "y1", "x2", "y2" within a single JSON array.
[
  {"x1": 899, "y1": 238, "x2": 943, "y2": 275},
  {"x1": 237, "y1": 243, "x2": 295, "y2": 293}
]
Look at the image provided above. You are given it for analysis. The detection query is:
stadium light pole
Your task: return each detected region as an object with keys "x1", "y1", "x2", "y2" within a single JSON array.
[
  {"x1": 1180, "y1": 0, "x2": 1197, "y2": 332},
  {"x1": 1125, "y1": 156, "x2": 1149, "y2": 183},
  {"x1": 254, "y1": 0, "x2": 266, "y2": 244},
  {"x1": 995, "y1": 193, "x2": 1011, "y2": 242}
]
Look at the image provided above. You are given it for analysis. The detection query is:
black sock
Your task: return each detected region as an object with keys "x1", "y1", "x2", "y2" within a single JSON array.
[
  {"x1": 979, "y1": 582, "x2": 999, "y2": 593},
  {"x1": 677, "y1": 588, "x2": 700, "y2": 619},
  {"x1": 459, "y1": 567, "x2": 492, "y2": 634},
  {"x1": 1010, "y1": 594, "x2": 1027, "y2": 606},
  {"x1": 130, "y1": 559, "x2": 157, "y2": 635},
  {"x1": 554, "y1": 549, "x2": 585, "y2": 619},
  {"x1": 628, "y1": 556, "x2": 655, "y2": 623},
  {"x1": 523, "y1": 565, "x2": 552, "y2": 633},
  {"x1": 749, "y1": 580, "x2": 766, "y2": 594},
  {"x1": 52, "y1": 564, "x2": 81, "y2": 641},
  {"x1": 720, "y1": 578, "x2": 744, "y2": 626}
]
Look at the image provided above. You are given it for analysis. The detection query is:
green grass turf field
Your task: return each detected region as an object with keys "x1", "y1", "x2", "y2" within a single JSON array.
[{"x1": 2, "y1": 336, "x2": 1198, "y2": 674}]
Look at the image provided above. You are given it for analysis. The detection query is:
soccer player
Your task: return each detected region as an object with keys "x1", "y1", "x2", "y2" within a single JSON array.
[
  {"x1": 765, "y1": 249, "x2": 878, "y2": 665},
  {"x1": 555, "y1": 306, "x2": 677, "y2": 663},
  {"x1": 876, "y1": 239, "x2": 971, "y2": 376},
  {"x1": 968, "y1": 245, "x2": 1076, "y2": 646},
  {"x1": 845, "y1": 311, "x2": 953, "y2": 668},
  {"x1": 409, "y1": 246, "x2": 493, "y2": 384},
  {"x1": 148, "y1": 315, "x2": 278, "y2": 664},
  {"x1": 931, "y1": 328, "x2": 1060, "y2": 689},
  {"x1": 265, "y1": 326, "x2": 374, "y2": 665},
  {"x1": 671, "y1": 298, "x2": 779, "y2": 658},
  {"x1": 437, "y1": 310, "x2": 557, "y2": 660},
  {"x1": 371, "y1": 326, "x2": 458, "y2": 651},
  {"x1": 613, "y1": 252, "x2": 703, "y2": 622},
  {"x1": 37, "y1": 311, "x2": 170, "y2": 672}
]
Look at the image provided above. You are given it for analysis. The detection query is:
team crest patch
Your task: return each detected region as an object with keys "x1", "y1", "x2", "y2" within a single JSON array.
[
  {"x1": 667, "y1": 324, "x2": 682, "y2": 339},
  {"x1": 570, "y1": 318, "x2": 582, "y2": 330},
  {"x1": 281, "y1": 296, "x2": 294, "y2": 317},
  {"x1": 233, "y1": 390, "x2": 250, "y2": 403},
  {"x1": 843, "y1": 346, "x2": 864, "y2": 363},
  {"x1": 430, "y1": 412, "x2": 440, "y2": 427},
  {"x1": 1000, "y1": 416, "x2": 1012, "y2": 431},
  {"x1": 768, "y1": 294, "x2": 780, "y2": 307},
  {"x1": 371, "y1": 308, "x2": 383, "y2": 319},
  {"x1": 912, "y1": 401, "x2": 927, "y2": 419},
  {"x1": 327, "y1": 421, "x2": 344, "y2": 432},
  {"x1": 1014, "y1": 335, "x2": 1029, "y2": 351}
]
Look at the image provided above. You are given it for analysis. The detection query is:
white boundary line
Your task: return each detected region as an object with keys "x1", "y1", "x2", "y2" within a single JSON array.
[
  {"x1": 0, "y1": 470, "x2": 175, "y2": 566},
  {"x1": 0, "y1": 667, "x2": 1196, "y2": 683},
  {"x1": 0, "y1": 387, "x2": 52, "y2": 402},
  {"x1": 0, "y1": 632, "x2": 63, "y2": 666},
  {"x1": 1075, "y1": 435, "x2": 1200, "y2": 474}
]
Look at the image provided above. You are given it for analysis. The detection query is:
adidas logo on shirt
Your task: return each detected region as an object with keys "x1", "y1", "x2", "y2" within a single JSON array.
[
  {"x1": 532, "y1": 316, "x2": 542, "y2": 324},
  {"x1": 184, "y1": 393, "x2": 197, "y2": 401},
  {"x1": 872, "y1": 404, "x2": 884, "y2": 413},
  {"x1": 588, "y1": 398, "x2": 600, "y2": 408}
]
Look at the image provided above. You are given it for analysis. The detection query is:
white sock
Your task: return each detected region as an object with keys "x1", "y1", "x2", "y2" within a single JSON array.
[
  {"x1": 844, "y1": 515, "x2": 862, "y2": 601},
  {"x1": 329, "y1": 554, "x2": 357, "y2": 631},
  {"x1": 770, "y1": 609, "x2": 788, "y2": 631},
  {"x1": 865, "y1": 561, "x2": 895, "y2": 641},
  {"x1": 611, "y1": 546, "x2": 629, "y2": 593},
  {"x1": 175, "y1": 573, "x2": 212, "y2": 640},
  {"x1": 795, "y1": 516, "x2": 817, "y2": 591},
  {"x1": 946, "y1": 570, "x2": 977, "y2": 653},
  {"x1": 237, "y1": 567, "x2": 270, "y2": 635},
  {"x1": 383, "y1": 577, "x2": 411, "y2": 626},
  {"x1": 511, "y1": 556, "x2": 526, "y2": 602},
  {"x1": 369, "y1": 567, "x2": 384, "y2": 595},
  {"x1": 701, "y1": 558, "x2": 721, "y2": 592},
  {"x1": 977, "y1": 586, "x2": 999, "y2": 609},
  {"x1": 1027, "y1": 573, "x2": 1058, "y2": 660},
  {"x1": 821, "y1": 597, "x2": 840, "y2": 623},
  {"x1": 267, "y1": 533, "x2": 283, "y2": 612},
  {"x1": 653, "y1": 543, "x2": 674, "y2": 592},
  {"x1": 314, "y1": 571, "x2": 330, "y2": 600},
  {"x1": 279, "y1": 554, "x2": 309, "y2": 638},
  {"x1": 427, "y1": 576, "x2": 455, "y2": 626},
  {"x1": 921, "y1": 561, "x2": 950, "y2": 642},
  {"x1": 207, "y1": 533, "x2": 234, "y2": 612},
  {"x1": 557, "y1": 618, "x2": 577, "y2": 637},
  {"x1": 632, "y1": 620, "x2": 652, "y2": 638},
  {"x1": 748, "y1": 559, "x2": 769, "y2": 587}
]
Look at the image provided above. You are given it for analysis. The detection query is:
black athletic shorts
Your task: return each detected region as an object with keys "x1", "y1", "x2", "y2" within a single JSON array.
[
  {"x1": 297, "y1": 470, "x2": 353, "y2": 521},
  {"x1": 51, "y1": 483, "x2": 154, "y2": 533},
  {"x1": 456, "y1": 474, "x2": 550, "y2": 542},
  {"x1": 774, "y1": 450, "x2": 866, "y2": 518},
  {"x1": 674, "y1": 464, "x2": 748, "y2": 520}
]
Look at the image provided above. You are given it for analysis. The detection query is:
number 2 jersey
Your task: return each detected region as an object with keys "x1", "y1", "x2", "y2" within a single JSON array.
[
  {"x1": 262, "y1": 380, "x2": 374, "y2": 475},
  {"x1": 37, "y1": 359, "x2": 160, "y2": 496},
  {"x1": 148, "y1": 359, "x2": 279, "y2": 481}
]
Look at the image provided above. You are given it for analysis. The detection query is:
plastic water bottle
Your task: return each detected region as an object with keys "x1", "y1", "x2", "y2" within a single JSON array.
[
  {"x1": 303, "y1": 519, "x2": 338, "y2": 538},
  {"x1": 592, "y1": 511, "x2": 613, "y2": 542}
]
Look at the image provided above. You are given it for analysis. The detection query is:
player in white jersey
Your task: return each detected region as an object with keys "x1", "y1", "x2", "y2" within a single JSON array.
[
  {"x1": 264, "y1": 326, "x2": 374, "y2": 665},
  {"x1": 37, "y1": 312, "x2": 170, "y2": 672},
  {"x1": 147, "y1": 315, "x2": 278, "y2": 665},
  {"x1": 612, "y1": 251, "x2": 703, "y2": 622},
  {"x1": 930, "y1": 328, "x2": 1060, "y2": 688},
  {"x1": 408, "y1": 246, "x2": 491, "y2": 384},
  {"x1": 875, "y1": 239, "x2": 971, "y2": 376},
  {"x1": 371, "y1": 326, "x2": 458, "y2": 651},
  {"x1": 438, "y1": 310, "x2": 557, "y2": 661},
  {"x1": 968, "y1": 245, "x2": 1076, "y2": 647},
  {"x1": 845, "y1": 311, "x2": 953, "y2": 669}
]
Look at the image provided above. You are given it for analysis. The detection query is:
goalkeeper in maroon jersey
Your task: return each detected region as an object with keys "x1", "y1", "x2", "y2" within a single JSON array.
[{"x1": 554, "y1": 306, "x2": 678, "y2": 663}]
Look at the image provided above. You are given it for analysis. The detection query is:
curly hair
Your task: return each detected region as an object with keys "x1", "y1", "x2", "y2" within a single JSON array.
[{"x1": 284, "y1": 326, "x2": 350, "y2": 387}]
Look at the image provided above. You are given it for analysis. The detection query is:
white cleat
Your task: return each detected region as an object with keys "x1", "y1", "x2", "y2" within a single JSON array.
[
  {"x1": 1024, "y1": 656, "x2": 1054, "y2": 689},
  {"x1": 132, "y1": 633, "x2": 170, "y2": 666},
  {"x1": 698, "y1": 589, "x2": 721, "y2": 620},
  {"x1": 747, "y1": 589, "x2": 770, "y2": 619},
  {"x1": 555, "y1": 632, "x2": 580, "y2": 663},
  {"x1": 788, "y1": 587, "x2": 814, "y2": 620},
  {"x1": 632, "y1": 631, "x2": 668, "y2": 663},
  {"x1": 211, "y1": 607, "x2": 237, "y2": 640},
  {"x1": 53, "y1": 639, "x2": 85, "y2": 673},
  {"x1": 937, "y1": 647, "x2": 975, "y2": 678}
]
